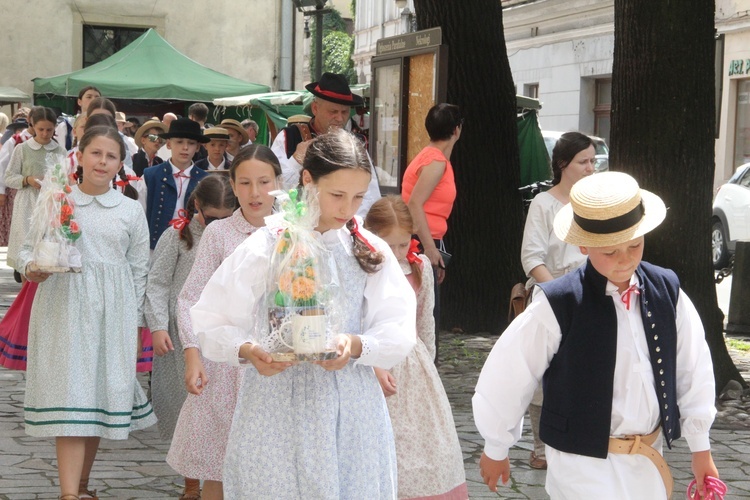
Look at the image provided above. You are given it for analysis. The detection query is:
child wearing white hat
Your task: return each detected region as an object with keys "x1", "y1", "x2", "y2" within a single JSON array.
[{"x1": 473, "y1": 171, "x2": 720, "y2": 499}]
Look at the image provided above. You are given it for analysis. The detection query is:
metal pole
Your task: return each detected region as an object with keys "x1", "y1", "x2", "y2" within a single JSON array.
[{"x1": 315, "y1": 6, "x2": 323, "y2": 80}]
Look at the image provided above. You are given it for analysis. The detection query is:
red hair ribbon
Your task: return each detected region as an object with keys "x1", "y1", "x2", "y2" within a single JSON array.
[
  {"x1": 406, "y1": 238, "x2": 422, "y2": 267},
  {"x1": 169, "y1": 209, "x2": 190, "y2": 231},
  {"x1": 114, "y1": 175, "x2": 141, "y2": 187},
  {"x1": 348, "y1": 218, "x2": 377, "y2": 253},
  {"x1": 621, "y1": 283, "x2": 640, "y2": 310}
]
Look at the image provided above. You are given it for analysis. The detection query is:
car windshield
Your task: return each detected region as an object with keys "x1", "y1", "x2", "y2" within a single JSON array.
[
  {"x1": 593, "y1": 139, "x2": 609, "y2": 156},
  {"x1": 729, "y1": 164, "x2": 750, "y2": 184}
]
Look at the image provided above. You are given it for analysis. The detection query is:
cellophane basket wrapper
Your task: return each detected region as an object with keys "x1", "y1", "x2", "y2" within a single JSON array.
[
  {"x1": 27, "y1": 154, "x2": 82, "y2": 273},
  {"x1": 255, "y1": 188, "x2": 343, "y2": 362}
]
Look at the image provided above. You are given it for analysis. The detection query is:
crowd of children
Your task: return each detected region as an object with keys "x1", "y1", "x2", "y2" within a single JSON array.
[{"x1": 0, "y1": 87, "x2": 724, "y2": 500}]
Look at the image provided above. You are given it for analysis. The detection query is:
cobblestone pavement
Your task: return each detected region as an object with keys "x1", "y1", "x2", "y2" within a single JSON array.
[{"x1": 1, "y1": 250, "x2": 749, "y2": 499}]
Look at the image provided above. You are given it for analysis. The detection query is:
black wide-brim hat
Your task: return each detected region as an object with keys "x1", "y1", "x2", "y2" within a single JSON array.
[
  {"x1": 159, "y1": 117, "x2": 210, "y2": 143},
  {"x1": 7, "y1": 118, "x2": 29, "y2": 131},
  {"x1": 306, "y1": 72, "x2": 364, "y2": 107}
]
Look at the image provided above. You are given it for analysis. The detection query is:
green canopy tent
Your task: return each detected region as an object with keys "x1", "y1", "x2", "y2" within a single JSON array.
[
  {"x1": 0, "y1": 87, "x2": 31, "y2": 105},
  {"x1": 214, "y1": 91, "x2": 311, "y2": 145},
  {"x1": 33, "y1": 29, "x2": 269, "y2": 114},
  {"x1": 0, "y1": 86, "x2": 31, "y2": 116}
]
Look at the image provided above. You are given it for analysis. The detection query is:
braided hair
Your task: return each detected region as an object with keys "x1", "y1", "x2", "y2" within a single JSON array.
[
  {"x1": 178, "y1": 175, "x2": 237, "y2": 250},
  {"x1": 303, "y1": 129, "x2": 383, "y2": 273}
]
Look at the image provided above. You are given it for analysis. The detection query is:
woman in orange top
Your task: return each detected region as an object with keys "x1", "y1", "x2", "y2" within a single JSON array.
[{"x1": 401, "y1": 103, "x2": 462, "y2": 336}]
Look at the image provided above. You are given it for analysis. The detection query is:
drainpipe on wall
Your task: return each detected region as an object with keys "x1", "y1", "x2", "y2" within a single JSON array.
[{"x1": 279, "y1": 0, "x2": 294, "y2": 91}]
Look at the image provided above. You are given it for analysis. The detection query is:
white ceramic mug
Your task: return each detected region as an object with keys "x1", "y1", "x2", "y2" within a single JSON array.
[{"x1": 292, "y1": 313, "x2": 327, "y2": 354}]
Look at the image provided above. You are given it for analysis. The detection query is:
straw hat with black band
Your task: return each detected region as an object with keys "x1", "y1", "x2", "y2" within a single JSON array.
[
  {"x1": 203, "y1": 127, "x2": 230, "y2": 140},
  {"x1": 134, "y1": 120, "x2": 168, "y2": 145},
  {"x1": 219, "y1": 119, "x2": 249, "y2": 145},
  {"x1": 553, "y1": 172, "x2": 666, "y2": 248},
  {"x1": 305, "y1": 72, "x2": 364, "y2": 107}
]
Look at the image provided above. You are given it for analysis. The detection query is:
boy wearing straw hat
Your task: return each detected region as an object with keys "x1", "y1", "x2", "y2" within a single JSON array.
[
  {"x1": 195, "y1": 127, "x2": 231, "y2": 172},
  {"x1": 473, "y1": 172, "x2": 719, "y2": 499},
  {"x1": 218, "y1": 119, "x2": 249, "y2": 162}
]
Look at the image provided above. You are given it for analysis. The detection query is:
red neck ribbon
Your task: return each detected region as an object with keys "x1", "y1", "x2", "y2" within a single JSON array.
[{"x1": 621, "y1": 283, "x2": 641, "y2": 310}]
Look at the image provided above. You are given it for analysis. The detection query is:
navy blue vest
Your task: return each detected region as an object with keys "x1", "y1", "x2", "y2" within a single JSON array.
[
  {"x1": 143, "y1": 162, "x2": 207, "y2": 249},
  {"x1": 538, "y1": 261, "x2": 681, "y2": 459}
]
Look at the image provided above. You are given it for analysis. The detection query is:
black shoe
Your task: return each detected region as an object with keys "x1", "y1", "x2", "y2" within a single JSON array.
[{"x1": 13, "y1": 270, "x2": 21, "y2": 283}]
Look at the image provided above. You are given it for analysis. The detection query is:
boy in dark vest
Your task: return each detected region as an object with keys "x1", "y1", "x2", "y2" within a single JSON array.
[
  {"x1": 473, "y1": 172, "x2": 719, "y2": 499},
  {"x1": 137, "y1": 118, "x2": 209, "y2": 249}
]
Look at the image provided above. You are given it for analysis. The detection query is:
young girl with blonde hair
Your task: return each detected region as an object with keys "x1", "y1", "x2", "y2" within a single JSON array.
[{"x1": 365, "y1": 195, "x2": 468, "y2": 499}]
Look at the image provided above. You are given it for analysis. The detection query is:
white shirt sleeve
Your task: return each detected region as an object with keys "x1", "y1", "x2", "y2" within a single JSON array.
[
  {"x1": 193, "y1": 230, "x2": 271, "y2": 366},
  {"x1": 4, "y1": 144, "x2": 25, "y2": 190},
  {"x1": 55, "y1": 119, "x2": 70, "y2": 149},
  {"x1": 356, "y1": 153, "x2": 382, "y2": 217},
  {"x1": 473, "y1": 294, "x2": 561, "y2": 460},
  {"x1": 271, "y1": 130, "x2": 304, "y2": 191},
  {"x1": 0, "y1": 139, "x2": 16, "y2": 194},
  {"x1": 120, "y1": 132, "x2": 133, "y2": 168},
  {"x1": 674, "y1": 290, "x2": 717, "y2": 452},
  {"x1": 521, "y1": 194, "x2": 553, "y2": 276},
  {"x1": 135, "y1": 178, "x2": 148, "y2": 213}
]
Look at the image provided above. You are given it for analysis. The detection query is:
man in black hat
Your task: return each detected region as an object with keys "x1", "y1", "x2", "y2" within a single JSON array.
[
  {"x1": 271, "y1": 72, "x2": 381, "y2": 215},
  {"x1": 137, "y1": 118, "x2": 210, "y2": 249}
]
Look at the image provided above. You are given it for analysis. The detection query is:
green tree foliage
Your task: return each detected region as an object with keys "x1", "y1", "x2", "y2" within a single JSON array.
[
  {"x1": 309, "y1": 9, "x2": 357, "y2": 83},
  {"x1": 322, "y1": 31, "x2": 357, "y2": 83}
]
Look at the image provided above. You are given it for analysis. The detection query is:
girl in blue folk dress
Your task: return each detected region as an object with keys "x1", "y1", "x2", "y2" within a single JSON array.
[{"x1": 192, "y1": 129, "x2": 416, "y2": 499}]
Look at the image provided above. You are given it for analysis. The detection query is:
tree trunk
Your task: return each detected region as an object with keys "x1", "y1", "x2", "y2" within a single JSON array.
[
  {"x1": 611, "y1": 0, "x2": 745, "y2": 392},
  {"x1": 413, "y1": 0, "x2": 524, "y2": 333}
]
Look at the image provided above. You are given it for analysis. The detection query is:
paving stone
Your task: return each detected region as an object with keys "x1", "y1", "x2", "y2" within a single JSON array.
[{"x1": 1, "y1": 262, "x2": 749, "y2": 498}]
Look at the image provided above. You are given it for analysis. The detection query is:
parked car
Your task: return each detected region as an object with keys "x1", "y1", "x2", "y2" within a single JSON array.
[
  {"x1": 712, "y1": 163, "x2": 750, "y2": 269},
  {"x1": 542, "y1": 130, "x2": 609, "y2": 173}
]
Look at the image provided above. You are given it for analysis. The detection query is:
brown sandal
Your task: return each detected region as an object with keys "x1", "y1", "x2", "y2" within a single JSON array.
[
  {"x1": 179, "y1": 477, "x2": 201, "y2": 500},
  {"x1": 59, "y1": 495, "x2": 80, "y2": 500},
  {"x1": 529, "y1": 451, "x2": 548, "y2": 470},
  {"x1": 78, "y1": 478, "x2": 99, "y2": 499}
]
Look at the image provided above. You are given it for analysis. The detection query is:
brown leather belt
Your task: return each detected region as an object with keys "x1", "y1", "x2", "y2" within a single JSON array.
[{"x1": 608, "y1": 427, "x2": 672, "y2": 498}]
